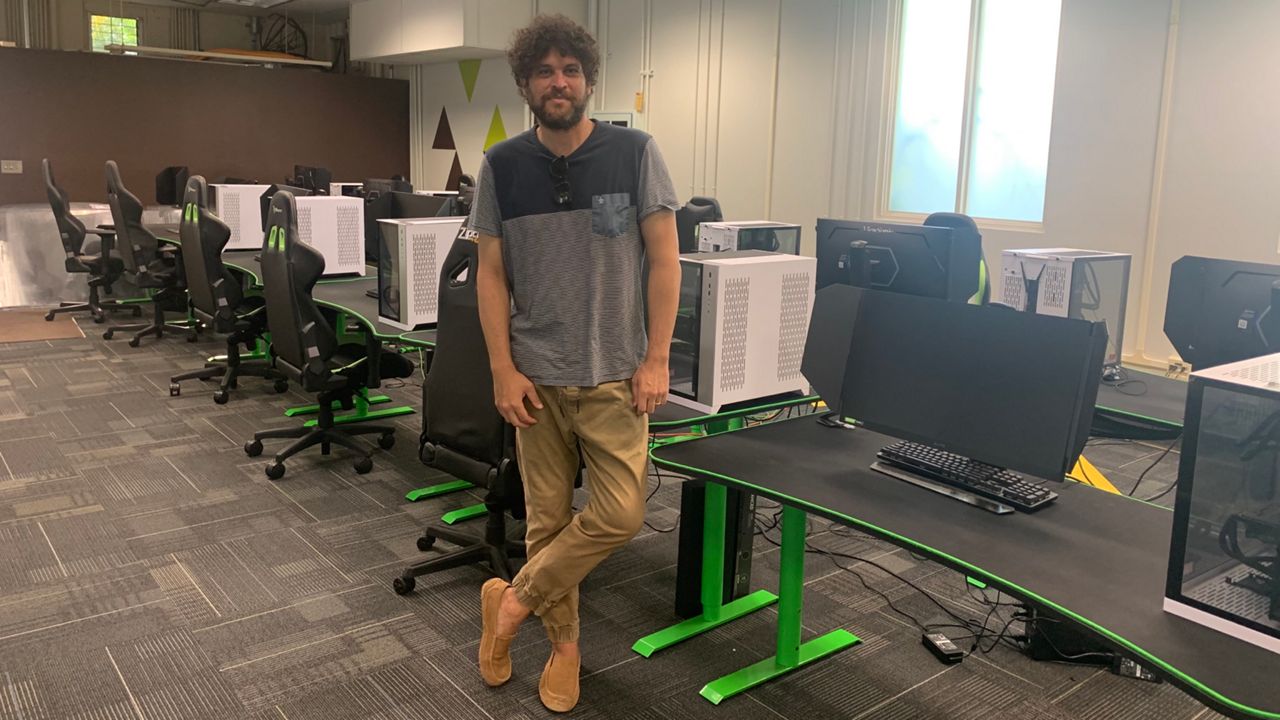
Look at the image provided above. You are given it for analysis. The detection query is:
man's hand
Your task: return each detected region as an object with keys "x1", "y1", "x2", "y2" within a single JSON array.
[
  {"x1": 494, "y1": 367, "x2": 542, "y2": 428},
  {"x1": 631, "y1": 357, "x2": 669, "y2": 415}
]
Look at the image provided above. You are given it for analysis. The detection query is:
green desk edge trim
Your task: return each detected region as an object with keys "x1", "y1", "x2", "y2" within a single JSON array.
[
  {"x1": 648, "y1": 442, "x2": 1279, "y2": 720},
  {"x1": 1094, "y1": 403, "x2": 1183, "y2": 429}
]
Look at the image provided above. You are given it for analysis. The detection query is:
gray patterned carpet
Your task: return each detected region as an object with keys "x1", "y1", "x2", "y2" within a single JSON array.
[{"x1": 0, "y1": 321, "x2": 1227, "y2": 720}]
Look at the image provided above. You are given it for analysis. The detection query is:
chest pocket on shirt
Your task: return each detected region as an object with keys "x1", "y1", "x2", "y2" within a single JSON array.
[{"x1": 591, "y1": 193, "x2": 632, "y2": 238}]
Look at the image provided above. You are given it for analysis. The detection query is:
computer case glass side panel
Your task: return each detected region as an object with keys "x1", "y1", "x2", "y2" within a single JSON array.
[{"x1": 670, "y1": 260, "x2": 703, "y2": 401}]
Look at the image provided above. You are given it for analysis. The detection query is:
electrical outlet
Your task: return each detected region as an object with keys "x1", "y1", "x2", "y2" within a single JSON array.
[
  {"x1": 1, "y1": 160, "x2": 22, "y2": 175},
  {"x1": 1167, "y1": 355, "x2": 1190, "y2": 376}
]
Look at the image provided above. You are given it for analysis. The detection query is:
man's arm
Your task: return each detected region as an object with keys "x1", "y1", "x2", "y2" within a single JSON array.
[
  {"x1": 632, "y1": 209, "x2": 680, "y2": 414},
  {"x1": 476, "y1": 233, "x2": 541, "y2": 427}
]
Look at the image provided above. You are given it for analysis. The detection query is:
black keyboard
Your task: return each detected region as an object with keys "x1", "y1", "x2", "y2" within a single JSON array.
[{"x1": 876, "y1": 441, "x2": 1058, "y2": 512}]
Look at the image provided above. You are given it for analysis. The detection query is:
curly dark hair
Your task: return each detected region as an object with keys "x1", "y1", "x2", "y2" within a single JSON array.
[{"x1": 507, "y1": 14, "x2": 600, "y2": 94}]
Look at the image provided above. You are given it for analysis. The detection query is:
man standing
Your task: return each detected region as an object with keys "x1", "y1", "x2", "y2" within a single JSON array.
[{"x1": 467, "y1": 14, "x2": 680, "y2": 714}]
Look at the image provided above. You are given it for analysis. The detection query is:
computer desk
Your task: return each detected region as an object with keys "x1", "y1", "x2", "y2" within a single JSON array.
[
  {"x1": 148, "y1": 223, "x2": 418, "y2": 423},
  {"x1": 1093, "y1": 367, "x2": 1186, "y2": 440},
  {"x1": 641, "y1": 417, "x2": 1279, "y2": 718}
]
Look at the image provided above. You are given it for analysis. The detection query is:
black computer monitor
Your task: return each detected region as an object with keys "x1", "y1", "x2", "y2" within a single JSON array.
[
  {"x1": 804, "y1": 285, "x2": 1106, "y2": 481},
  {"x1": 814, "y1": 218, "x2": 981, "y2": 303},
  {"x1": 363, "y1": 177, "x2": 413, "y2": 196},
  {"x1": 1165, "y1": 255, "x2": 1280, "y2": 371},
  {"x1": 290, "y1": 165, "x2": 332, "y2": 194},
  {"x1": 391, "y1": 191, "x2": 447, "y2": 219},
  {"x1": 259, "y1": 184, "x2": 312, "y2": 231}
]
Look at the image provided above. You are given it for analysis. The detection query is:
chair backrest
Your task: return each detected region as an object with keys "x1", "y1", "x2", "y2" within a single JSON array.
[
  {"x1": 420, "y1": 231, "x2": 522, "y2": 510},
  {"x1": 105, "y1": 160, "x2": 159, "y2": 273},
  {"x1": 260, "y1": 190, "x2": 337, "y2": 385},
  {"x1": 43, "y1": 159, "x2": 88, "y2": 257},
  {"x1": 180, "y1": 175, "x2": 240, "y2": 321},
  {"x1": 923, "y1": 211, "x2": 989, "y2": 304},
  {"x1": 675, "y1": 196, "x2": 723, "y2": 253}
]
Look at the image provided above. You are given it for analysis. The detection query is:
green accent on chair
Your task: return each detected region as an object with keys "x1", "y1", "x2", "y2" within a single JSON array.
[
  {"x1": 285, "y1": 394, "x2": 393, "y2": 417},
  {"x1": 301, "y1": 391, "x2": 414, "y2": 427},
  {"x1": 969, "y1": 259, "x2": 988, "y2": 305},
  {"x1": 441, "y1": 503, "x2": 486, "y2": 525},
  {"x1": 458, "y1": 59, "x2": 481, "y2": 102},
  {"x1": 405, "y1": 479, "x2": 473, "y2": 502},
  {"x1": 483, "y1": 105, "x2": 507, "y2": 151}
]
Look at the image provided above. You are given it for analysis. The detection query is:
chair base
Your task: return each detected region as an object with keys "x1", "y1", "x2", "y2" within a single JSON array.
[
  {"x1": 102, "y1": 295, "x2": 194, "y2": 348},
  {"x1": 46, "y1": 280, "x2": 143, "y2": 324},
  {"x1": 247, "y1": 412, "x2": 395, "y2": 479},
  {"x1": 169, "y1": 334, "x2": 285, "y2": 403},
  {"x1": 392, "y1": 507, "x2": 527, "y2": 595}
]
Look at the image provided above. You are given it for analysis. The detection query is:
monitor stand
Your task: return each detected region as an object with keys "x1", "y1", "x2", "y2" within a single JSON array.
[{"x1": 870, "y1": 461, "x2": 1015, "y2": 515}]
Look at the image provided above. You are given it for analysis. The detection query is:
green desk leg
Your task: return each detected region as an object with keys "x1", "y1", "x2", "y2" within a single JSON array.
[
  {"x1": 286, "y1": 394, "x2": 393, "y2": 417},
  {"x1": 405, "y1": 479, "x2": 473, "y2": 502},
  {"x1": 441, "y1": 503, "x2": 487, "y2": 525},
  {"x1": 632, "y1": 483, "x2": 778, "y2": 657},
  {"x1": 699, "y1": 505, "x2": 861, "y2": 705}
]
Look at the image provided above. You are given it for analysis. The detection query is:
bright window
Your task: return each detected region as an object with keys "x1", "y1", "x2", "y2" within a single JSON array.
[
  {"x1": 887, "y1": 0, "x2": 1062, "y2": 223},
  {"x1": 90, "y1": 14, "x2": 139, "y2": 53}
]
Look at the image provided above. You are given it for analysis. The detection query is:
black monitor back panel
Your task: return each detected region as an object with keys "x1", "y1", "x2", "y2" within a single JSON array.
[
  {"x1": 813, "y1": 285, "x2": 1106, "y2": 480},
  {"x1": 815, "y1": 218, "x2": 981, "y2": 302},
  {"x1": 1165, "y1": 255, "x2": 1280, "y2": 371}
]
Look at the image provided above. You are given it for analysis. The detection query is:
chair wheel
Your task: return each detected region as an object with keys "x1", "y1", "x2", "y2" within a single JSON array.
[
  {"x1": 416, "y1": 535, "x2": 435, "y2": 552},
  {"x1": 244, "y1": 440, "x2": 263, "y2": 457},
  {"x1": 169, "y1": 382, "x2": 180, "y2": 397},
  {"x1": 378, "y1": 433, "x2": 395, "y2": 450},
  {"x1": 354, "y1": 456, "x2": 373, "y2": 474},
  {"x1": 213, "y1": 390, "x2": 229, "y2": 405},
  {"x1": 265, "y1": 463, "x2": 285, "y2": 480},
  {"x1": 92, "y1": 314, "x2": 105, "y2": 324},
  {"x1": 392, "y1": 576, "x2": 415, "y2": 595},
  {"x1": 103, "y1": 330, "x2": 114, "y2": 340},
  {"x1": 127, "y1": 337, "x2": 140, "y2": 348},
  {"x1": 273, "y1": 379, "x2": 288, "y2": 394},
  {"x1": 44, "y1": 311, "x2": 55, "y2": 321}
]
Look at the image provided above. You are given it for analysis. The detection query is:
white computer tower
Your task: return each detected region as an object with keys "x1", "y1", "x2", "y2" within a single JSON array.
[
  {"x1": 1000, "y1": 248, "x2": 1131, "y2": 367},
  {"x1": 329, "y1": 182, "x2": 363, "y2": 197},
  {"x1": 670, "y1": 251, "x2": 816, "y2": 414},
  {"x1": 294, "y1": 196, "x2": 365, "y2": 276},
  {"x1": 209, "y1": 184, "x2": 271, "y2": 250},
  {"x1": 376, "y1": 217, "x2": 467, "y2": 330},
  {"x1": 698, "y1": 221, "x2": 801, "y2": 255}
]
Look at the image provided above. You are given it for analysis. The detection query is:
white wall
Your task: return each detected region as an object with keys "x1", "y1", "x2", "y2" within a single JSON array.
[
  {"x1": 396, "y1": 0, "x2": 588, "y2": 188},
  {"x1": 596, "y1": 0, "x2": 1198, "y2": 366},
  {"x1": 1140, "y1": 0, "x2": 1280, "y2": 362}
]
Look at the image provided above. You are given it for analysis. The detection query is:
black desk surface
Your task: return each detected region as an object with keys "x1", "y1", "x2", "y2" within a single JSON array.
[
  {"x1": 399, "y1": 329, "x2": 436, "y2": 347},
  {"x1": 651, "y1": 418, "x2": 1280, "y2": 720},
  {"x1": 1095, "y1": 368, "x2": 1186, "y2": 427}
]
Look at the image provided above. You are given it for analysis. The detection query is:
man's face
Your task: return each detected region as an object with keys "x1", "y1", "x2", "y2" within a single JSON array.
[{"x1": 526, "y1": 50, "x2": 591, "y2": 131}]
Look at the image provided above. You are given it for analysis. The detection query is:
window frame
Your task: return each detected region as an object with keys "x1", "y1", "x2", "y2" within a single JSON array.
[
  {"x1": 88, "y1": 13, "x2": 141, "y2": 54},
  {"x1": 876, "y1": 0, "x2": 1064, "y2": 231}
]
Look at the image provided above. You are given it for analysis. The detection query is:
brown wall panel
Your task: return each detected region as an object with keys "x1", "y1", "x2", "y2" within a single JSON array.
[{"x1": 0, "y1": 47, "x2": 409, "y2": 204}]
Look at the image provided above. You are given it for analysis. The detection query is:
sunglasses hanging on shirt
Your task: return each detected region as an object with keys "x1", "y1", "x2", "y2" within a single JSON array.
[{"x1": 550, "y1": 155, "x2": 571, "y2": 208}]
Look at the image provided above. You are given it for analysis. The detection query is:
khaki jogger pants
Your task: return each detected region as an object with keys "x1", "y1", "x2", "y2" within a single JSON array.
[{"x1": 509, "y1": 380, "x2": 649, "y2": 643}]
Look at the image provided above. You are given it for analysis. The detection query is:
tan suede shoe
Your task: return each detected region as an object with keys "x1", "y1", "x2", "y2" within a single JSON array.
[
  {"x1": 538, "y1": 651, "x2": 581, "y2": 713},
  {"x1": 479, "y1": 578, "x2": 514, "y2": 687}
]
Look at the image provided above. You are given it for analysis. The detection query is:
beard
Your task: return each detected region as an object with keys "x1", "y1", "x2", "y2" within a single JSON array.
[{"x1": 530, "y1": 88, "x2": 590, "y2": 130}]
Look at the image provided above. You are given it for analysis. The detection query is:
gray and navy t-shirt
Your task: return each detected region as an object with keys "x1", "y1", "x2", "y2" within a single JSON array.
[{"x1": 469, "y1": 121, "x2": 680, "y2": 387}]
